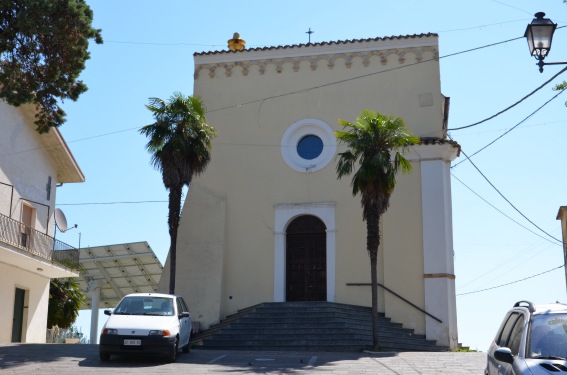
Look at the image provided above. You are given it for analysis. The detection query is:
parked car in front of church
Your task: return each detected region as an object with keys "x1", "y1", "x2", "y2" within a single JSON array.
[
  {"x1": 99, "y1": 293, "x2": 192, "y2": 362},
  {"x1": 485, "y1": 300, "x2": 567, "y2": 375}
]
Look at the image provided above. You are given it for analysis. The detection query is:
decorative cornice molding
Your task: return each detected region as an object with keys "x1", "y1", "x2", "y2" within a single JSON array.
[
  {"x1": 406, "y1": 139, "x2": 461, "y2": 162},
  {"x1": 194, "y1": 46, "x2": 438, "y2": 79}
]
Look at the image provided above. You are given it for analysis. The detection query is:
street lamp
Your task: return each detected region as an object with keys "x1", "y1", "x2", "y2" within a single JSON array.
[{"x1": 525, "y1": 12, "x2": 566, "y2": 73}]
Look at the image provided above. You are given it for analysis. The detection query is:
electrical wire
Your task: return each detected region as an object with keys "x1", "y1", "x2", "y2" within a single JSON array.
[
  {"x1": 454, "y1": 146, "x2": 563, "y2": 244},
  {"x1": 447, "y1": 66, "x2": 567, "y2": 131},
  {"x1": 205, "y1": 34, "x2": 532, "y2": 114},
  {"x1": 6, "y1": 27, "x2": 567, "y2": 248},
  {"x1": 441, "y1": 35, "x2": 523, "y2": 59},
  {"x1": 57, "y1": 200, "x2": 171, "y2": 206},
  {"x1": 207, "y1": 57, "x2": 436, "y2": 114},
  {"x1": 489, "y1": 0, "x2": 533, "y2": 16},
  {"x1": 451, "y1": 86, "x2": 567, "y2": 168},
  {"x1": 456, "y1": 241, "x2": 556, "y2": 292},
  {"x1": 105, "y1": 40, "x2": 220, "y2": 47},
  {"x1": 451, "y1": 173, "x2": 560, "y2": 245},
  {"x1": 437, "y1": 19, "x2": 529, "y2": 34},
  {"x1": 102, "y1": 19, "x2": 532, "y2": 48},
  {"x1": 1, "y1": 30, "x2": 564, "y2": 158},
  {"x1": 456, "y1": 264, "x2": 564, "y2": 296}
]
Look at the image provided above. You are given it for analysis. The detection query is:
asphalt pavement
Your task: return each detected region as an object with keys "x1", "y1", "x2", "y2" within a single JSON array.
[{"x1": 0, "y1": 343, "x2": 487, "y2": 374}]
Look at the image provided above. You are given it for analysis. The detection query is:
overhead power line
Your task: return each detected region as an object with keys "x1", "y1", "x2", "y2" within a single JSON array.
[
  {"x1": 103, "y1": 20, "x2": 533, "y2": 49},
  {"x1": 455, "y1": 146, "x2": 563, "y2": 244},
  {"x1": 451, "y1": 86, "x2": 567, "y2": 168},
  {"x1": 1, "y1": 30, "x2": 562, "y2": 159},
  {"x1": 448, "y1": 66, "x2": 567, "y2": 131},
  {"x1": 441, "y1": 35, "x2": 523, "y2": 59},
  {"x1": 58, "y1": 200, "x2": 171, "y2": 206},
  {"x1": 451, "y1": 173, "x2": 561, "y2": 245},
  {"x1": 208, "y1": 31, "x2": 567, "y2": 114},
  {"x1": 457, "y1": 264, "x2": 564, "y2": 296}
]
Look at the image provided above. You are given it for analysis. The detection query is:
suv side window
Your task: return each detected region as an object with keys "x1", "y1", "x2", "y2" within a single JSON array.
[
  {"x1": 497, "y1": 312, "x2": 520, "y2": 347},
  {"x1": 507, "y1": 315, "x2": 525, "y2": 355}
]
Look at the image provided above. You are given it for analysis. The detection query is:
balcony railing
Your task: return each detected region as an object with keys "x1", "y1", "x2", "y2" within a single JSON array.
[{"x1": 0, "y1": 213, "x2": 79, "y2": 270}]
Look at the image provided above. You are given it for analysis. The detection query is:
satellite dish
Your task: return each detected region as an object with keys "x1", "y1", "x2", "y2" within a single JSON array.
[{"x1": 54, "y1": 208, "x2": 68, "y2": 232}]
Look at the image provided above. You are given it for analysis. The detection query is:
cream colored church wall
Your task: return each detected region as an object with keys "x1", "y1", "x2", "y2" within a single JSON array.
[
  {"x1": 383, "y1": 169, "x2": 426, "y2": 333},
  {"x1": 173, "y1": 38, "x2": 442, "y2": 330},
  {"x1": 160, "y1": 183, "x2": 227, "y2": 325},
  {"x1": 194, "y1": 49, "x2": 443, "y2": 139}
]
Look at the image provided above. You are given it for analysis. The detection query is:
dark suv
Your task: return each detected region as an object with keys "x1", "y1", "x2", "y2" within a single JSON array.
[{"x1": 486, "y1": 300, "x2": 567, "y2": 375}]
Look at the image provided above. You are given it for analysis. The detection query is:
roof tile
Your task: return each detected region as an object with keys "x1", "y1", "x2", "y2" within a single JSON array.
[{"x1": 194, "y1": 33, "x2": 439, "y2": 56}]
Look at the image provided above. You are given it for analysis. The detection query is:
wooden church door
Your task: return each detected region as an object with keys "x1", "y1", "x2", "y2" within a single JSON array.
[{"x1": 285, "y1": 215, "x2": 326, "y2": 301}]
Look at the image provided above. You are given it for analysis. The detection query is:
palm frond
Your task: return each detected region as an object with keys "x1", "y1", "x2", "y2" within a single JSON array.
[
  {"x1": 140, "y1": 93, "x2": 217, "y2": 189},
  {"x1": 335, "y1": 108, "x2": 419, "y2": 205}
]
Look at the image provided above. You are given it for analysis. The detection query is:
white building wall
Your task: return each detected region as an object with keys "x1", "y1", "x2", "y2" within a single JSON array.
[
  {"x1": 0, "y1": 101, "x2": 81, "y2": 343},
  {"x1": 0, "y1": 262, "x2": 50, "y2": 343},
  {"x1": 0, "y1": 101, "x2": 59, "y2": 235}
]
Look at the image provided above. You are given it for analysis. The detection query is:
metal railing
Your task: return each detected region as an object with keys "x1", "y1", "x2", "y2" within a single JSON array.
[
  {"x1": 0, "y1": 213, "x2": 79, "y2": 270},
  {"x1": 346, "y1": 282, "x2": 443, "y2": 323}
]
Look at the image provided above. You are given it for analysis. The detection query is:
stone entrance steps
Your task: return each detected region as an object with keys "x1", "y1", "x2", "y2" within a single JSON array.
[{"x1": 191, "y1": 302, "x2": 448, "y2": 352}]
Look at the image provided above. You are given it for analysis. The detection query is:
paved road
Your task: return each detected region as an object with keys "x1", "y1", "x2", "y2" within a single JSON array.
[{"x1": 0, "y1": 344, "x2": 486, "y2": 374}]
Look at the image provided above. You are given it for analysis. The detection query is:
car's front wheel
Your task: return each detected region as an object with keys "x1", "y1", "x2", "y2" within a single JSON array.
[{"x1": 166, "y1": 338, "x2": 178, "y2": 362}]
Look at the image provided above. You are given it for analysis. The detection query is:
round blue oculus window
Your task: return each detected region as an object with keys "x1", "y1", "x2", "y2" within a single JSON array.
[{"x1": 297, "y1": 135, "x2": 323, "y2": 160}]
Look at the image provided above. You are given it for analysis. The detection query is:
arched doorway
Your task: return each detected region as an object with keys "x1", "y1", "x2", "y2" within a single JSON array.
[{"x1": 286, "y1": 215, "x2": 327, "y2": 301}]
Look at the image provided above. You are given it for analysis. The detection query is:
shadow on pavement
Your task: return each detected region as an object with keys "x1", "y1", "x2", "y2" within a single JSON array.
[{"x1": 0, "y1": 344, "x2": 401, "y2": 372}]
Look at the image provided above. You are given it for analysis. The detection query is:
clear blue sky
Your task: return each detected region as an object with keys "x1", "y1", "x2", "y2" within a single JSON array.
[{"x1": 55, "y1": 0, "x2": 567, "y2": 350}]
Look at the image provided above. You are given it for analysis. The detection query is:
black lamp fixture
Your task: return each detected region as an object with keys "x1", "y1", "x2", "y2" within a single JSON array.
[{"x1": 525, "y1": 12, "x2": 566, "y2": 73}]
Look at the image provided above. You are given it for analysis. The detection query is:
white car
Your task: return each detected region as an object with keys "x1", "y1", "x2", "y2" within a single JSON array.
[{"x1": 99, "y1": 293, "x2": 192, "y2": 362}]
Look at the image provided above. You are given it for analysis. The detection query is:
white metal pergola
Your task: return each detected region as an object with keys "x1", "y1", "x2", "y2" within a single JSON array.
[{"x1": 77, "y1": 241, "x2": 163, "y2": 343}]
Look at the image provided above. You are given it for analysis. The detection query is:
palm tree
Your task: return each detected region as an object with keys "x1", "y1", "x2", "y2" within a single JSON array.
[
  {"x1": 335, "y1": 109, "x2": 419, "y2": 349},
  {"x1": 47, "y1": 277, "x2": 85, "y2": 329},
  {"x1": 140, "y1": 93, "x2": 216, "y2": 294}
]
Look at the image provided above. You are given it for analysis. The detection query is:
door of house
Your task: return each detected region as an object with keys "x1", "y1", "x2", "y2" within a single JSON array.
[
  {"x1": 286, "y1": 215, "x2": 326, "y2": 301},
  {"x1": 11, "y1": 288, "x2": 25, "y2": 342},
  {"x1": 20, "y1": 204, "x2": 34, "y2": 248}
]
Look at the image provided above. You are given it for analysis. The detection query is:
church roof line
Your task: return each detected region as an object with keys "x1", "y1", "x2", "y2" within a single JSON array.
[
  {"x1": 194, "y1": 33, "x2": 439, "y2": 78},
  {"x1": 195, "y1": 33, "x2": 439, "y2": 56}
]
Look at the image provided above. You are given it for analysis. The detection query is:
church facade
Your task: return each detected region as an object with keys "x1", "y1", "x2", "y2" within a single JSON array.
[{"x1": 158, "y1": 33, "x2": 460, "y2": 349}]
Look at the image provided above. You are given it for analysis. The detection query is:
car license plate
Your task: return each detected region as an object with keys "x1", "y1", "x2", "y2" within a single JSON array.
[{"x1": 124, "y1": 339, "x2": 141, "y2": 346}]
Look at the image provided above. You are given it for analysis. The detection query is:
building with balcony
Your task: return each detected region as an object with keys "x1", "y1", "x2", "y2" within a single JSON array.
[{"x1": 0, "y1": 100, "x2": 84, "y2": 343}]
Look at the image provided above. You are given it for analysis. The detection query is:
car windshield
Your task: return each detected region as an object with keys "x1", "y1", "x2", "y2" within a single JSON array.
[
  {"x1": 529, "y1": 313, "x2": 567, "y2": 359},
  {"x1": 113, "y1": 296, "x2": 174, "y2": 316}
]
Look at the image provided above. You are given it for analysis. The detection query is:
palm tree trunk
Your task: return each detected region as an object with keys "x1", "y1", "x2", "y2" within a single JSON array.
[
  {"x1": 168, "y1": 182, "x2": 183, "y2": 294},
  {"x1": 370, "y1": 249, "x2": 379, "y2": 349},
  {"x1": 366, "y1": 203, "x2": 380, "y2": 349}
]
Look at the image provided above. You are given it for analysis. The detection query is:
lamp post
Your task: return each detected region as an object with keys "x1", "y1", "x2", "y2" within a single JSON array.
[{"x1": 525, "y1": 12, "x2": 567, "y2": 73}]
